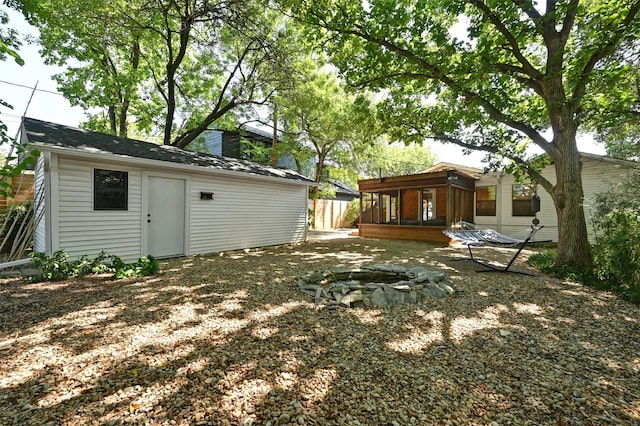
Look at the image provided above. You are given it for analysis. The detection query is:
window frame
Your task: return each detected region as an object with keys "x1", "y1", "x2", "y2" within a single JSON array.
[
  {"x1": 512, "y1": 183, "x2": 537, "y2": 217},
  {"x1": 476, "y1": 185, "x2": 497, "y2": 217},
  {"x1": 93, "y1": 168, "x2": 129, "y2": 211}
]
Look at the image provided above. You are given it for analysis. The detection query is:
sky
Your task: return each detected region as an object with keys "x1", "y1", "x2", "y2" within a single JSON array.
[{"x1": 1, "y1": 6, "x2": 606, "y2": 168}]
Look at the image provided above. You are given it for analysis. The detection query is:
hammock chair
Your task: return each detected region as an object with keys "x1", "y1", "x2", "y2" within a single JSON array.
[{"x1": 442, "y1": 218, "x2": 547, "y2": 275}]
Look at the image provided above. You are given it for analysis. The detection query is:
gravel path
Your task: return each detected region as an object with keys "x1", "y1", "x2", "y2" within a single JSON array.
[{"x1": 1, "y1": 236, "x2": 638, "y2": 425}]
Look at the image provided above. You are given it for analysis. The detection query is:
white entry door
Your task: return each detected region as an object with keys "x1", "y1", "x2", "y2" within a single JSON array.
[{"x1": 146, "y1": 176, "x2": 186, "y2": 258}]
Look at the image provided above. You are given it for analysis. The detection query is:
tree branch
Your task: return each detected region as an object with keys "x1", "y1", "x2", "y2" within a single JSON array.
[
  {"x1": 342, "y1": 24, "x2": 550, "y2": 148},
  {"x1": 469, "y1": 0, "x2": 544, "y2": 80},
  {"x1": 572, "y1": 1, "x2": 640, "y2": 103},
  {"x1": 429, "y1": 133, "x2": 554, "y2": 193}
]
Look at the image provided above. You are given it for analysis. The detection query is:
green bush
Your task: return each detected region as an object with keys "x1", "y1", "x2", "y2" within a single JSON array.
[
  {"x1": 113, "y1": 255, "x2": 159, "y2": 279},
  {"x1": 528, "y1": 250, "x2": 595, "y2": 284},
  {"x1": 30, "y1": 250, "x2": 159, "y2": 282},
  {"x1": 30, "y1": 250, "x2": 74, "y2": 281},
  {"x1": 529, "y1": 207, "x2": 640, "y2": 303},
  {"x1": 591, "y1": 208, "x2": 640, "y2": 302}
]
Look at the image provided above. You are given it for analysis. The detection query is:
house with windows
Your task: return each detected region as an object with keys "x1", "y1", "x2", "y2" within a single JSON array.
[
  {"x1": 21, "y1": 118, "x2": 314, "y2": 263},
  {"x1": 357, "y1": 155, "x2": 639, "y2": 243}
]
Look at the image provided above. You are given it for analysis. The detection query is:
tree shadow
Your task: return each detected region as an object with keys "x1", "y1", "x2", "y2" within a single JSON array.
[{"x1": 1, "y1": 237, "x2": 638, "y2": 425}]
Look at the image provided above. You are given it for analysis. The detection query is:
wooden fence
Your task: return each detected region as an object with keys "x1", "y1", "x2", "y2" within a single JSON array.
[
  {"x1": 0, "y1": 172, "x2": 35, "y2": 210},
  {"x1": 313, "y1": 198, "x2": 357, "y2": 230}
]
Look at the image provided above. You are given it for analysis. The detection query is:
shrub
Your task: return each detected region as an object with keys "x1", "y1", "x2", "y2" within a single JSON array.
[
  {"x1": 529, "y1": 170, "x2": 640, "y2": 303},
  {"x1": 528, "y1": 250, "x2": 595, "y2": 284},
  {"x1": 591, "y1": 208, "x2": 640, "y2": 302},
  {"x1": 113, "y1": 255, "x2": 159, "y2": 279},
  {"x1": 30, "y1": 250, "x2": 159, "y2": 282},
  {"x1": 587, "y1": 171, "x2": 640, "y2": 302}
]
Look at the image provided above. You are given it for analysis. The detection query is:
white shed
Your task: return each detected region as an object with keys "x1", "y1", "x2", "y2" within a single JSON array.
[{"x1": 22, "y1": 118, "x2": 314, "y2": 262}]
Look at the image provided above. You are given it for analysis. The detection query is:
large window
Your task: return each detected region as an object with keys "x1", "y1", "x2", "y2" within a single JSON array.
[
  {"x1": 94, "y1": 169, "x2": 128, "y2": 210},
  {"x1": 422, "y1": 189, "x2": 436, "y2": 221},
  {"x1": 380, "y1": 191, "x2": 398, "y2": 224},
  {"x1": 360, "y1": 192, "x2": 378, "y2": 223},
  {"x1": 476, "y1": 186, "x2": 497, "y2": 216},
  {"x1": 512, "y1": 184, "x2": 537, "y2": 216}
]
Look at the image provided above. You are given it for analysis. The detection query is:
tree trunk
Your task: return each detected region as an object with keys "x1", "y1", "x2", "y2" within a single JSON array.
[{"x1": 550, "y1": 132, "x2": 592, "y2": 269}]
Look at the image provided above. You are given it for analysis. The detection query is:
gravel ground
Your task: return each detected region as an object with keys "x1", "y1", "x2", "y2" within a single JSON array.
[{"x1": 0, "y1": 235, "x2": 639, "y2": 425}]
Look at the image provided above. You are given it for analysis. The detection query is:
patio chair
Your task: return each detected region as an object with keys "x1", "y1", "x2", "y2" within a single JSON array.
[{"x1": 442, "y1": 219, "x2": 547, "y2": 275}]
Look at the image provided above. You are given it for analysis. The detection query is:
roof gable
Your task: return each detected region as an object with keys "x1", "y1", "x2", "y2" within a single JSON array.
[{"x1": 22, "y1": 118, "x2": 314, "y2": 184}]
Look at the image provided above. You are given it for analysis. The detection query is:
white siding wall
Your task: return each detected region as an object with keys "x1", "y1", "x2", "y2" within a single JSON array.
[
  {"x1": 56, "y1": 158, "x2": 143, "y2": 262},
  {"x1": 490, "y1": 169, "x2": 558, "y2": 242},
  {"x1": 581, "y1": 160, "x2": 635, "y2": 241},
  {"x1": 190, "y1": 174, "x2": 307, "y2": 254},
  {"x1": 46, "y1": 155, "x2": 308, "y2": 262},
  {"x1": 33, "y1": 153, "x2": 47, "y2": 253},
  {"x1": 474, "y1": 158, "x2": 636, "y2": 242}
]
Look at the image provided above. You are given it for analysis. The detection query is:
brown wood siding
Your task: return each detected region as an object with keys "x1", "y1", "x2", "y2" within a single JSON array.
[
  {"x1": 358, "y1": 223, "x2": 450, "y2": 244},
  {"x1": 0, "y1": 173, "x2": 35, "y2": 210},
  {"x1": 436, "y1": 187, "x2": 447, "y2": 218},
  {"x1": 401, "y1": 189, "x2": 420, "y2": 221},
  {"x1": 359, "y1": 177, "x2": 450, "y2": 191}
]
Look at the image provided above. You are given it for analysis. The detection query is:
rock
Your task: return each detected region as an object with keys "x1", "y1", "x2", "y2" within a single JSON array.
[
  {"x1": 276, "y1": 413, "x2": 291, "y2": 425},
  {"x1": 384, "y1": 287, "x2": 405, "y2": 305},
  {"x1": 340, "y1": 290, "x2": 363, "y2": 307},
  {"x1": 422, "y1": 283, "x2": 448, "y2": 299},
  {"x1": 299, "y1": 264, "x2": 454, "y2": 308},
  {"x1": 370, "y1": 288, "x2": 388, "y2": 307}
]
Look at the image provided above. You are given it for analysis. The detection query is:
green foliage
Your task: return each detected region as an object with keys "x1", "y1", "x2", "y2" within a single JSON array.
[
  {"x1": 0, "y1": 8, "x2": 36, "y2": 199},
  {"x1": 30, "y1": 250, "x2": 74, "y2": 282},
  {"x1": 587, "y1": 174, "x2": 640, "y2": 302},
  {"x1": 591, "y1": 209, "x2": 640, "y2": 301},
  {"x1": 529, "y1": 172, "x2": 640, "y2": 303},
  {"x1": 528, "y1": 250, "x2": 595, "y2": 285},
  {"x1": 0, "y1": 202, "x2": 34, "y2": 254},
  {"x1": 352, "y1": 141, "x2": 436, "y2": 179},
  {"x1": 276, "y1": 62, "x2": 378, "y2": 183},
  {"x1": 0, "y1": 9, "x2": 23, "y2": 65},
  {"x1": 0, "y1": 143, "x2": 39, "y2": 199},
  {"x1": 29, "y1": 250, "x2": 159, "y2": 282},
  {"x1": 342, "y1": 200, "x2": 360, "y2": 227},
  {"x1": 241, "y1": 140, "x2": 273, "y2": 165},
  {"x1": 529, "y1": 245, "x2": 639, "y2": 304},
  {"x1": 281, "y1": 0, "x2": 640, "y2": 268},
  {"x1": 112, "y1": 255, "x2": 158, "y2": 279},
  {"x1": 20, "y1": 0, "x2": 306, "y2": 146}
]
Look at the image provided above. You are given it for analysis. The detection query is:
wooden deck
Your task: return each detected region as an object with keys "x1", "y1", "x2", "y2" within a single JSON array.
[{"x1": 358, "y1": 223, "x2": 450, "y2": 244}]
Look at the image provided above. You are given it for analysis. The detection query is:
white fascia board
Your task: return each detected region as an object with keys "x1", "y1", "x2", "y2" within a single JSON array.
[{"x1": 28, "y1": 143, "x2": 315, "y2": 188}]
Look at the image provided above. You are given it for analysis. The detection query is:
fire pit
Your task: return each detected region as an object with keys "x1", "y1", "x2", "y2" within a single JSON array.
[{"x1": 298, "y1": 263, "x2": 454, "y2": 308}]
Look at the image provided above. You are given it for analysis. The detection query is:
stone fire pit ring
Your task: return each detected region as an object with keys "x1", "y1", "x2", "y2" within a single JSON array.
[{"x1": 298, "y1": 263, "x2": 455, "y2": 308}]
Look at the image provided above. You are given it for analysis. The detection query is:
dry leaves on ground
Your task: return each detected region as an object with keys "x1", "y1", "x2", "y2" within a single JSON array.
[{"x1": 0, "y1": 235, "x2": 639, "y2": 425}]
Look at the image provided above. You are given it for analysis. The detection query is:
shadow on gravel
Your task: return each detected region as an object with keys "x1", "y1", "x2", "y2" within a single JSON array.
[{"x1": 1, "y1": 237, "x2": 638, "y2": 425}]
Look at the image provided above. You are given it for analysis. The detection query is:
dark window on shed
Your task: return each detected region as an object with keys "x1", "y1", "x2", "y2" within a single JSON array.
[{"x1": 94, "y1": 169, "x2": 128, "y2": 210}]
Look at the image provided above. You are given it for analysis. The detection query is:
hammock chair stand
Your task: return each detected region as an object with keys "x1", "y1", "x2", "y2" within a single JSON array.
[{"x1": 443, "y1": 219, "x2": 548, "y2": 276}]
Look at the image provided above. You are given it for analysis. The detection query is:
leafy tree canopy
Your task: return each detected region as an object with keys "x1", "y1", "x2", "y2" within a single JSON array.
[
  {"x1": 17, "y1": 0, "x2": 307, "y2": 147},
  {"x1": 330, "y1": 141, "x2": 436, "y2": 188},
  {"x1": 276, "y1": 60, "x2": 378, "y2": 185},
  {"x1": 280, "y1": 0, "x2": 640, "y2": 268}
]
